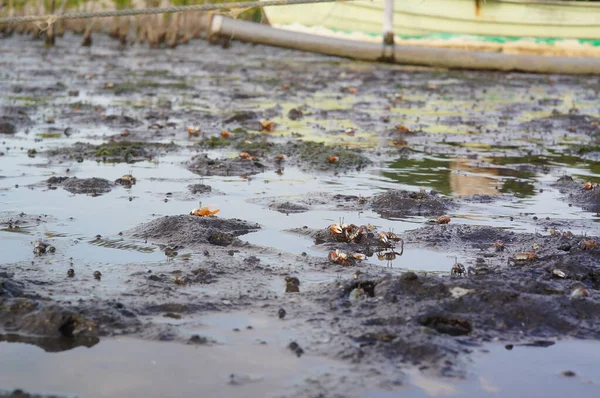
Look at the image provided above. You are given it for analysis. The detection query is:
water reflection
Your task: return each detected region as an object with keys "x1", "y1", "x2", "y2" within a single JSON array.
[
  {"x1": 382, "y1": 156, "x2": 539, "y2": 198},
  {"x1": 0, "y1": 334, "x2": 99, "y2": 353}
]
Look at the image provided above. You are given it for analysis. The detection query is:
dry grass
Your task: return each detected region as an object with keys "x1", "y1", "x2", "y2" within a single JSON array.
[{"x1": 0, "y1": 0, "x2": 266, "y2": 47}]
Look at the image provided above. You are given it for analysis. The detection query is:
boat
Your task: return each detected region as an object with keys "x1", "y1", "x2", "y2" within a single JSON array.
[{"x1": 208, "y1": 0, "x2": 600, "y2": 74}]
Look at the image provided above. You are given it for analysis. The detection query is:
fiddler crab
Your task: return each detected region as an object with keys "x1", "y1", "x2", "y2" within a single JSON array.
[
  {"x1": 579, "y1": 239, "x2": 598, "y2": 251},
  {"x1": 493, "y1": 240, "x2": 505, "y2": 252},
  {"x1": 428, "y1": 215, "x2": 451, "y2": 225},
  {"x1": 260, "y1": 120, "x2": 275, "y2": 132},
  {"x1": 378, "y1": 230, "x2": 403, "y2": 249},
  {"x1": 164, "y1": 243, "x2": 180, "y2": 261},
  {"x1": 172, "y1": 275, "x2": 189, "y2": 285},
  {"x1": 239, "y1": 152, "x2": 259, "y2": 161},
  {"x1": 187, "y1": 126, "x2": 201, "y2": 137},
  {"x1": 571, "y1": 283, "x2": 591, "y2": 298},
  {"x1": 285, "y1": 276, "x2": 300, "y2": 293},
  {"x1": 507, "y1": 251, "x2": 537, "y2": 266},
  {"x1": 329, "y1": 219, "x2": 370, "y2": 244},
  {"x1": 374, "y1": 228, "x2": 405, "y2": 267},
  {"x1": 328, "y1": 249, "x2": 366, "y2": 266},
  {"x1": 190, "y1": 202, "x2": 220, "y2": 217},
  {"x1": 33, "y1": 240, "x2": 55, "y2": 256},
  {"x1": 450, "y1": 257, "x2": 466, "y2": 276},
  {"x1": 115, "y1": 170, "x2": 136, "y2": 186},
  {"x1": 376, "y1": 250, "x2": 403, "y2": 267}
]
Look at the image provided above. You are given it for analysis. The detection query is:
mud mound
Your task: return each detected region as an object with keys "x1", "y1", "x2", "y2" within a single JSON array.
[
  {"x1": 187, "y1": 184, "x2": 212, "y2": 194},
  {"x1": 62, "y1": 177, "x2": 112, "y2": 195},
  {"x1": 0, "y1": 298, "x2": 97, "y2": 339},
  {"x1": 552, "y1": 177, "x2": 600, "y2": 213},
  {"x1": 126, "y1": 215, "x2": 260, "y2": 247},
  {"x1": 287, "y1": 141, "x2": 372, "y2": 172},
  {"x1": 0, "y1": 107, "x2": 32, "y2": 135},
  {"x1": 268, "y1": 201, "x2": 309, "y2": 214},
  {"x1": 371, "y1": 190, "x2": 454, "y2": 218},
  {"x1": 318, "y1": 267, "x2": 600, "y2": 369},
  {"x1": 187, "y1": 154, "x2": 266, "y2": 176}
]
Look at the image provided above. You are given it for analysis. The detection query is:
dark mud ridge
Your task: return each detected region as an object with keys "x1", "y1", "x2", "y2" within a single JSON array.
[
  {"x1": 303, "y1": 224, "x2": 600, "y2": 375},
  {"x1": 60, "y1": 177, "x2": 113, "y2": 195},
  {"x1": 46, "y1": 141, "x2": 179, "y2": 163},
  {"x1": 0, "y1": 272, "x2": 135, "y2": 352},
  {"x1": 370, "y1": 189, "x2": 455, "y2": 218},
  {"x1": 552, "y1": 176, "x2": 600, "y2": 212},
  {"x1": 125, "y1": 214, "x2": 261, "y2": 247},
  {"x1": 188, "y1": 138, "x2": 372, "y2": 176}
]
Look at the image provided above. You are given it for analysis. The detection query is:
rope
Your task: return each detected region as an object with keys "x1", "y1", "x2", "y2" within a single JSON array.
[{"x1": 0, "y1": 0, "x2": 356, "y2": 24}]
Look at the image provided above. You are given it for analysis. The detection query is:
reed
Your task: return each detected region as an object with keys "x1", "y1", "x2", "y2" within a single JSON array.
[{"x1": 0, "y1": 0, "x2": 265, "y2": 47}]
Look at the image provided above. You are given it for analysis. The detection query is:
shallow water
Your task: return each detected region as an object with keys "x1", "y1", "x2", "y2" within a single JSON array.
[
  {"x1": 1, "y1": 336, "x2": 598, "y2": 398},
  {"x1": 1, "y1": 33, "x2": 600, "y2": 397}
]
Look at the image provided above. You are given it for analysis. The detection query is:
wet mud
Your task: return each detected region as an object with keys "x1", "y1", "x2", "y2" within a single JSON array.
[
  {"x1": 126, "y1": 214, "x2": 261, "y2": 247},
  {"x1": 1, "y1": 33, "x2": 600, "y2": 397}
]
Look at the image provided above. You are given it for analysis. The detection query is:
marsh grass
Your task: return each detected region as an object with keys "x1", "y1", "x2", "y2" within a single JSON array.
[{"x1": 0, "y1": 0, "x2": 265, "y2": 48}]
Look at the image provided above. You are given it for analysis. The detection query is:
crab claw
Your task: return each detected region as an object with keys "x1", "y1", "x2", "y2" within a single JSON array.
[
  {"x1": 330, "y1": 224, "x2": 343, "y2": 234},
  {"x1": 328, "y1": 251, "x2": 339, "y2": 262}
]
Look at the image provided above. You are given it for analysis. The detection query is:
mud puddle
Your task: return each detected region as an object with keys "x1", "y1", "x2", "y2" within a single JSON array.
[
  {"x1": 0, "y1": 337, "x2": 358, "y2": 398},
  {"x1": 1, "y1": 336, "x2": 598, "y2": 398},
  {"x1": 376, "y1": 340, "x2": 600, "y2": 398}
]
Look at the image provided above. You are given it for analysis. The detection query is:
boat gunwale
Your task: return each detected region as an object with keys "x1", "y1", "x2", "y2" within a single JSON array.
[
  {"x1": 496, "y1": 0, "x2": 600, "y2": 8},
  {"x1": 305, "y1": 2, "x2": 600, "y2": 28}
]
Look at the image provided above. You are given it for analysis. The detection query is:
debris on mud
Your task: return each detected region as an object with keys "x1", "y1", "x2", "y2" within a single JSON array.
[
  {"x1": 268, "y1": 201, "x2": 309, "y2": 214},
  {"x1": 188, "y1": 184, "x2": 212, "y2": 194},
  {"x1": 62, "y1": 177, "x2": 113, "y2": 195},
  {"x1": 125, "y1": 215, "x2": 260, "y2": 247},
  {"x1": 552, "y1": 176, "x2": 600, "y2": 213},
  {"x1": 371, "y1": 189, "x2": 455, "y2": 218}
]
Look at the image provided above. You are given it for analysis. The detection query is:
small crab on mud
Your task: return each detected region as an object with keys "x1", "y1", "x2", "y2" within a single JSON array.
[
  {"x1": 493, "y1": 240, "x2": 505, "y2": 252},
  {"x1": 189, "y1": 202, "x2": 220, "y2": 217},
  {"x1": 164, "y1": 243, "x2": 180, "y2": 261},
  {"x1": 115, "y1": 171, "x2": 136, "y2": 186},
  {"x1": 578, "y1": 239, "x2": 598, "y2": 251},
  {"x1": 508, "y1": 251, "x2": 537, "y2": 266},
  {"x1": 378, "y1": 230, "x2": 404, "y2": 249},
  {"x1": 328, "y1": 249, "x2": 365, "y2": 266},
  {"x1": 329, "y1": 219, "x2": 371, "y2": 244},
  {"x1": 428, "y1": 215, "x2": 451, "y2": 225},
  {"x1": 33, "y1": 240, "x2": 55, "y2": 256},
  {"x1": 450, "y1": 257, "x2": 466, "y2": 276},
  {"x1": 376, "y1": 250, "x2": 403, "y2": 267}
]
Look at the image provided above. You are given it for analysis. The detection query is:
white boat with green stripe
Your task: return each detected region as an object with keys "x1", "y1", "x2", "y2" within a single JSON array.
[
  {"x1": 264, "y1": 0, "x2": 600, "y2": 56},
  {"x1": 209, "y1": 0, "x2": 600, "y2": 73}
]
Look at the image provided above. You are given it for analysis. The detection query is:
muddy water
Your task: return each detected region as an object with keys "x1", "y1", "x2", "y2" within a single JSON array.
[
  {"x1": 1, "y1": 32, "x2": 600, "y2": 397},
  {"x1": 1, "y1": 337, "x2": 598, "y2": 398}
]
